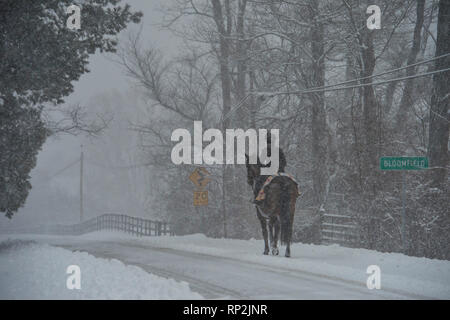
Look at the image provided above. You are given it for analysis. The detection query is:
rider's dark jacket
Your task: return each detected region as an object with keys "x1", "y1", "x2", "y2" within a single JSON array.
[
  {"x1": 259, "y1": 143, "x2": 287, "y2": 173},
  {"x1": 254, "y1": 144, "x2": 287, "y2": 199}
]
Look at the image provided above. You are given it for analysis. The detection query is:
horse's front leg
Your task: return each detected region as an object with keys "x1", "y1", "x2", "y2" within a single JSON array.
[{"x1": 257, "y1": 209, "x2": 269, "y2": 255}]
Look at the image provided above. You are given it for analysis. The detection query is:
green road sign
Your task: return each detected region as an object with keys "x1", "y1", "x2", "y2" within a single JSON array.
[{"x1": 380, "y1": 157, "x2": 428, "y2": 170}]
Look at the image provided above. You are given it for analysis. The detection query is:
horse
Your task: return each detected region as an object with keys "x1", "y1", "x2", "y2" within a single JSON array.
[{"x1": 245, "y1": 154, "x2": 299, "y2": 257}]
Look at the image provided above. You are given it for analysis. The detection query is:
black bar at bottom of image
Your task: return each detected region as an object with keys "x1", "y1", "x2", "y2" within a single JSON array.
[{"x1": 0, "y1": 300, "x2": 443, "y2": 319}]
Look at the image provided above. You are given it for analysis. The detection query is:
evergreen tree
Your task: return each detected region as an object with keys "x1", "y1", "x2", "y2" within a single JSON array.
[
  {"x1": 0, "y1": 100, "x2": 47, "y2": 218},
  {"x1": 0, "y1": 0, "x2": 141, "y2": 218}
]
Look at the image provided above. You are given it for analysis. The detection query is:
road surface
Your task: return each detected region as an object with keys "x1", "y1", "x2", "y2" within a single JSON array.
[{"x1": 39, "y1": 239, "x2": 428, "y2": 299}]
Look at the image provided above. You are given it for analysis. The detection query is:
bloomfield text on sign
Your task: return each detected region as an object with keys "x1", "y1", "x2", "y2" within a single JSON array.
[{"x1": 380, "y1": 157, "x2": 428, "y2": 170}]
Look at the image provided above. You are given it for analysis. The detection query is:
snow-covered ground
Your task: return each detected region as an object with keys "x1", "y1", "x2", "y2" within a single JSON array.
[
  {"x1": 1, "y1": 232, "x2": 449, "y2": 299},
  {"x1": 130, "y1": 233, "x2": 450, "y2": 299},
  {"x1": 0, "y1": 239, "x2": 203, "y2": 299}
]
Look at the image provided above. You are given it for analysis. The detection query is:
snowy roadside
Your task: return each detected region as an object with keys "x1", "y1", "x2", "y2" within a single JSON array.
[
  {"x1": 0, "y1": 239, "x2": 203, "y2": 300},
  {"x1": 2, "y1": 232, "x2": 450, "y2": 299},
  {"x1": 138, "y1": 234, "x2": 450, "y2": 299}
]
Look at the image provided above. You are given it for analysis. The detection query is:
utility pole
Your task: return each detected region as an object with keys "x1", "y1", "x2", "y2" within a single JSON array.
[
  {"x1": 80, "y1": 144, "x2": 84, "y2": 222},
  {"x1": 401, "y1": 170, "x2": 407, "y2": 253}
]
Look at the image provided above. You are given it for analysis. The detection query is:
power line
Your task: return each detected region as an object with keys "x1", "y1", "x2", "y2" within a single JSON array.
[
  {"x1": 222, "y1": 93, "x2": 253, "y2": 124},
  {"x1": 256, "y1": 67, "x2": 450, "y2": 96},
  {"x1": 296, "y1": 53, "x2": 450, "y2": 92},
  {"x1": 222, "y1": 53, "x2": 450, "y2": 119},
  {"x1": 47, "y1": 158, "x2": 80, "y2": 180},
  {"x1": 85, "y1": 158, "x2": 155, "y2": 170}
]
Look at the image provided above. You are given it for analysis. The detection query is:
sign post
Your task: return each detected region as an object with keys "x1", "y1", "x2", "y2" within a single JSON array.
[
  {"x1": 380, "y1": 156, "x2": 428, "y2": 253},
  {"x1": 401, "y1": 170, "x2": 406, "y2": 252},
  {"x1": 189, "y1": 167, "x2": 210, "y2": 206}
]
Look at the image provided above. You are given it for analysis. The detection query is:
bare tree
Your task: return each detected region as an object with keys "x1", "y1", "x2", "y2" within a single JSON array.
[
  {"x1": 428, "y1": 0, "x2": 450, "y2": 187},
  {"x1": 395, "y1": 0, "x2": 426, "y2": 133}
]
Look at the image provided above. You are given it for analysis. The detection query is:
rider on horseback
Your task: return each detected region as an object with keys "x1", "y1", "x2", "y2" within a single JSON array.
[
  {"x1": 245, "y1": 133, "x2": 299, "y2": 257},
  {"x1": 253, "y1": 133, "x2": 287, "y2": 205},
  {"x1": 259, "y1": 132, "x2": 286, "y2": 173}
]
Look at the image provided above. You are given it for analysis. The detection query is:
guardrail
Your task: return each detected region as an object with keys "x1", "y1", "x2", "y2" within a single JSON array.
[
  {"x1": 321, "y1": 213, "x2": 359, "y2": 247},
  {"x1": 0, "y1": 214, "x2": 173, "y2": 237}
]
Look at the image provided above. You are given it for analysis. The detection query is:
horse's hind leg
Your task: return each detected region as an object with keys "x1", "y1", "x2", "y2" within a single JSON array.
[
  {"x1": 257, "y1": 209, "x2": 269, "y2": 255},
  {"x1": 284, "y1": 193, "x2": 296, "y2": 258},
  {"x1": 285, "y1": 216, "x2": 292, "y2": 257},
  {"x1": 285, "y1": 223, "x2": 292, "y2": 257},
  {"x1": 285, "y1": 242, "x2": 291, "y2": 257},
  {"x1": 269, "y1": 217, "x2": 279, "y2": 256},
  {"x1": 273, "y1": 217, "x2": 280, "y2": 255},
  {"x1": 268, "y1": 218, "x2": 273, "y2": 247}
]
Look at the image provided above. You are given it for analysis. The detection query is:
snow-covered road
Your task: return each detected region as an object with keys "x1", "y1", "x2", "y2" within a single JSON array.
[
  {"x1": 54, "y1": 240, "x2": 416, "y2": 299},
  {"x1": 2, "y1": 232, "x2": 449, "y2": 299}
]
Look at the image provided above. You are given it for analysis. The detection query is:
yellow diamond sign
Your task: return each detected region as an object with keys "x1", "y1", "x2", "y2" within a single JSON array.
[{"x1": 189, "y1": 167, "x2": 210, "y2": 189}]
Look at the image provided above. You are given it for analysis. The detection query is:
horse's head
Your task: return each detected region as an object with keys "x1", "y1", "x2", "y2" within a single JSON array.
[{"x1": 245, "y1": 154, "x2": 260, "y2": 187}]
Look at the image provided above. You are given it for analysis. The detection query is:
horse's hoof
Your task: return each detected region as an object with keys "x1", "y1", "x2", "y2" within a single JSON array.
[
  {"x1": 272, "y1": 248, "x2": 279, "y2": 256},
  {"x1": 285, "y1": 253, "x2": 291, "y2": 258},
  {"x1": 263, "y1": 250, "x2": 269, "y2": 255}
]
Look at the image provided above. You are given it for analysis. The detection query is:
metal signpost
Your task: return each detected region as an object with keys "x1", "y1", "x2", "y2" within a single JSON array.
[
  {"x1": 380, "y1": 157, "x2": 428, "y2": 253},
  {"x1": 189, "y1": 167, "x2": 210, "y2": 206}
]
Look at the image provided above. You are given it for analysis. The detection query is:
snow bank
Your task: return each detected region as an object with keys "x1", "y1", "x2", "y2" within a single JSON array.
[{"x1": 0, "y1": 239, "x2": 203, "y2": 300}]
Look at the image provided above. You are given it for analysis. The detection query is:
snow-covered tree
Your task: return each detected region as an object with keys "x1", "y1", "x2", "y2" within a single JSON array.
[{"x1": 0, "y1": 0, "x2": 141, "y2": 218}]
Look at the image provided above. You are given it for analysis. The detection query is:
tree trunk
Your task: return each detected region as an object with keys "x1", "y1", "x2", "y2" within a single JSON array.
[
  {"x1": 395, "y1": 0, "x2": 426, "y2": 132},
  {"x1": 211, "y1": 0, "x2": 232, "y2": 237},
  {"x1": 211, "y1": 0, "x2": 232, "y2": 128},
  {"x1": 428, "y1": 0, "x2": 450, "y2": 186},
  {"x1": 309, "y1": 0, "x2": 328, "y2": 206},
  {"x1": 235, "y1": 0, "x2": 248, "y2": 128},
  {"x1": 360, "y1": 29, "x2": 379, "y2": 192}
]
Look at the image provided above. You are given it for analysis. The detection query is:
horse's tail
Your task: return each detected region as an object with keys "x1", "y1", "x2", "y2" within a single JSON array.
[{"x1": 279, "y1": 179, "x2": 293, "y2": 246}]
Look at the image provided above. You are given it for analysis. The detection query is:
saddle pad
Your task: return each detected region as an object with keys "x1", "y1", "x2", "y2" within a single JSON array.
[{"x1": 255, "y1": 173, "x2": 300, "y2": 201}]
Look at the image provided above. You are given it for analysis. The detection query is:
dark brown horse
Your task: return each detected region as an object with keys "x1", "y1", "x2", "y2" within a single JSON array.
[{"x1": 245, "y1": 154, "x2": 299, "y2": 257}]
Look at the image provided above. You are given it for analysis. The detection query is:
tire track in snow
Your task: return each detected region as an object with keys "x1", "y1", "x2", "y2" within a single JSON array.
[
  {"x1": 117, "y1": 243, "x2": 434, "y2": 300},
  {"x1": 54, "y1": 240, "x2": 433, "y2": 300}
]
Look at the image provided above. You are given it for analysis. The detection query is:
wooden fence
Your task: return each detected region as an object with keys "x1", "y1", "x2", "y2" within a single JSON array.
[
  {"x1": 1, "y1": 214, "x2": 173, "y2": 237},
  {"x1": 321, "y1": 213, "x2": 359, "y2": 247}
]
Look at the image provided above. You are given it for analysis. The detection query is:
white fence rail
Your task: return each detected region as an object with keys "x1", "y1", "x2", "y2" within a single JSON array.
[
  {"x1": 321, "y1": 213, "x2": 359, "y2": 247},
  {"x1": 0, "y1": 213, "x2": 173, "y2": 237}
]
